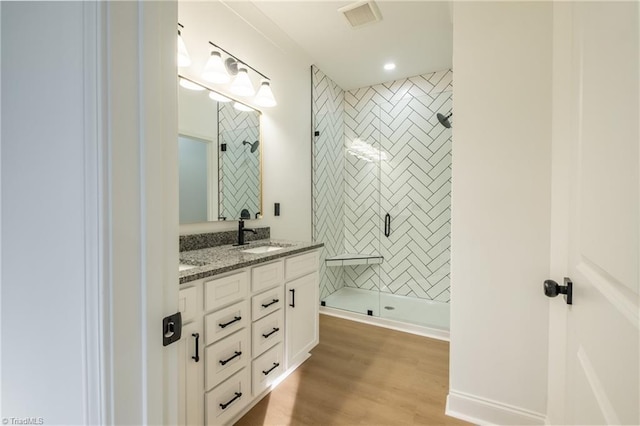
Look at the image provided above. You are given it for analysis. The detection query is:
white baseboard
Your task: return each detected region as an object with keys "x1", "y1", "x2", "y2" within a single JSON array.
[
  {"x1": 446, "y1": 390, "x2": 546, "y2": 425},
  {"x1": 320, "y1": 306, "x2": 450, "y2": 341}
]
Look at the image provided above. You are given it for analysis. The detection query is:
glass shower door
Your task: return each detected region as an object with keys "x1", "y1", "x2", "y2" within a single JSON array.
[
  {"x1": 312, "y1": 64, "x2": 382, "y2": 317},
  {"x1": 377, "y1": 92, "x2": 453, "y2": 327}
]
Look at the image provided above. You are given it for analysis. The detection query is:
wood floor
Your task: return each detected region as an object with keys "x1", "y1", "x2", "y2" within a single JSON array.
[{"x1": 235, "y1": 315, "x2": 470, "y2": 426}]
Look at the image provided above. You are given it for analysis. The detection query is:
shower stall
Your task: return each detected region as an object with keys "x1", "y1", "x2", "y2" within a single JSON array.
[{"x1": 312, "y1": 66, "x2": 453, "y2": 337}]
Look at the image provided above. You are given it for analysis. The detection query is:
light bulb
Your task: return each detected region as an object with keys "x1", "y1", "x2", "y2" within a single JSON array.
[
  {"x1": 177, "y1": 31, "x2": 191, "y2": 68},
  {"x1": 230, "y1": 66, "x2": 255, "y2": 97},
  {"x1": 254, "y1": 80, "x2": 277, "y2": 107},
  {"x1": 202, "y1": 51, "x2": 230, "y2": 84}
]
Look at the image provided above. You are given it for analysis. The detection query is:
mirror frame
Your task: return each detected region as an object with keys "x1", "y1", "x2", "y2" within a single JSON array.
[{"x1": 178, "y1": 75, "x2": 263, "y2": 224}]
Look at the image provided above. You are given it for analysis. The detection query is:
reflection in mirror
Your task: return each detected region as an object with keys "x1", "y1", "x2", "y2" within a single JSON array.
[
  {"x1": 218, "y1": 102, "x2": 261, "y2": 221},
  {"x1": 178, "y1": 77, "x2": 262, "y2": 224}
]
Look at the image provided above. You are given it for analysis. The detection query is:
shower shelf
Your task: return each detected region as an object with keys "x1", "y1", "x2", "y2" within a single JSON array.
[{"x1": 325, "y1": 253, "x2": 384, "y2": 267}]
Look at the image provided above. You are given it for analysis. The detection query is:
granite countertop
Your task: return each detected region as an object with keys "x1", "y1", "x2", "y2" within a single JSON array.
[{"x1": 179, "y1": 239, "x2": 324, "y2": 284}]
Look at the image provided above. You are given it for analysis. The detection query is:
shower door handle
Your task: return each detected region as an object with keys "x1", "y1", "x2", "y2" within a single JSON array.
[{"x1": 384, "y1": 214, "x2": 391, "y2": 237}]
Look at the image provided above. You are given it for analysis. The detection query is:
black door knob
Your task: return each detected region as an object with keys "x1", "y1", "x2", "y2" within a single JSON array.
[
  {"x1": 543, "y1": 278, "x2": 573, "y2": 305},
  {"x1": 544, "y1": 280, "x2": 560, "y2": 297}
]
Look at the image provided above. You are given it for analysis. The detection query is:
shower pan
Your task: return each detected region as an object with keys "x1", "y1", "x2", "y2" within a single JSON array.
[{"x1": 312, "y1": 66, "x2": 453, "y2": 338}]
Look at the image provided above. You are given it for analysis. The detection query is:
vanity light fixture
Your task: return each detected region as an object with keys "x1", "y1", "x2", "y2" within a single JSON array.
[
  {"x1": 209, "y1": 91, "x2": 231, "y2": 103},
  {"x1": 201, "y1": 41, "x2": 277, "y2": 107},
  {"x1": 179, "y1": 77, "x2": 205, "y2": 91},
  {"x1": 255, "y1": 80, "x2": 277, "y2": 107},
  {"x1": 202, "y1": 51, "x2": 231, "y2": 84},
  {"x1": 230, "y1": 65, "x2": 255, "y2": 97},
  {"x1": 177, "y1": 24, "x2": 191, "y2": 68}
]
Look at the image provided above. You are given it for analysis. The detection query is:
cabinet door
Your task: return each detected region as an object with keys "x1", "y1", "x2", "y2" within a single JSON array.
[
  {"x1": 285, "y1": 272, "x2": 319, "y2": 369},
  {"x1": 178, "y1": 321, "x2": 204, "y2": 426}
]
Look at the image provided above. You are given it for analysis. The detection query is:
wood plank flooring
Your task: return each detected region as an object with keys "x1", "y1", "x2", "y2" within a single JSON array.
[{"x1": 235, "y1": 315, "x2": 470, "y2": 426}]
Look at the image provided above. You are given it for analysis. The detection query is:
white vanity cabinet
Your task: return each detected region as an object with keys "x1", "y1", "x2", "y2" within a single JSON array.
[
  {"x1": 284, "y1": 252, "x2": 319, "y2": 369},
  {"x1": 177, "y1": 249, "x2": 319, "y2": 426}
]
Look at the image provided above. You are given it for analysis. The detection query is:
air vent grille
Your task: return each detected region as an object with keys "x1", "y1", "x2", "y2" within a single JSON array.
[{"x1": 338, "y1": 1, "x2": 382, "y2": 29}]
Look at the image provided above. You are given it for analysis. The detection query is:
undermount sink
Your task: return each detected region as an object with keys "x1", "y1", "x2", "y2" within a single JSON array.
[{"x1": 241, "y1": 245, "x2": 285, "y2": 254}]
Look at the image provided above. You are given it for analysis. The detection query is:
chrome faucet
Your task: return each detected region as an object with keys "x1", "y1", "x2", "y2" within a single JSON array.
[{"x1": 236, "y1": 219, "x2": 257, "y2": 246}]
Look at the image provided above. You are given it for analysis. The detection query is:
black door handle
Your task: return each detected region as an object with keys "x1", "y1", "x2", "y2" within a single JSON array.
[
  {"x1": 289, "y1": 289, "x2": 296, "y2": 308},
  {"x1": 384, "y1": 213, "x2": 391, "y2": 237},
  {"x1": 191, "y1": 333, "x2": 200, "y2": 362},
  {"x1": 544, "y1": 277, "x2": 573, "y2": 305}
]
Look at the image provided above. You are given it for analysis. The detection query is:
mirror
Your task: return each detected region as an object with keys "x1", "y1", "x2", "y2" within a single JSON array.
[{"x1": 178, "y1": 77, "x2": 262, "y2": 224}]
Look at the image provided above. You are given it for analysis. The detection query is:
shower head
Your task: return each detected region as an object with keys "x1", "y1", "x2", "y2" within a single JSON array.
[
  {"x1": 437, "y1": 112, "x2": 453, "y2": 129},
  {"x1": 242, "y1": 140, "x2": 260, "y2": 153}
]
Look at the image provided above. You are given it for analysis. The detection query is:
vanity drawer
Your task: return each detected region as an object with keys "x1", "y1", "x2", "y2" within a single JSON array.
[
  {"x1": 284, "y1": 251, "x2": 319, "y2": 281},
  {"x1": 251, "y1": 309, "x2": 284, "y2": 358},
  {"x1": 205, "y1": 368, "x2": 251, "y2": 426},
  {"x1": 251, "y1": 286, "x2": 284, "y2": 321},
  {"x1": 252, "y1": 343, "x2": 284, "y2": 396},
  {"x1": 205, "y1": 329, "x2": 250, "y2": 391},
  {"x1": 178, "y1": 286, "x2": 197, "y2": 324},
  {"x1": 251, "y1": 260, "x2": 284, "y2": 293},
  {"x1": 205, "y1": 300, "x2": 249, "y2": 346},
  {"x1": 204, "y1": 270, "x2": 248, "y2": 312}
]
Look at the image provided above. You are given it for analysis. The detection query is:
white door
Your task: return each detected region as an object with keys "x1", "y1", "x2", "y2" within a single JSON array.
[
  {"x1": 548, "y1": 3, "x2": 639, "y2": 424},
  {"x1": 285, "y1": 273, "x2": 319, "y2": 368}
]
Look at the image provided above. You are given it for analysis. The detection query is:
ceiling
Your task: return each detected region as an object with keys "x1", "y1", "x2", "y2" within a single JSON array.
[{"x1": 240, "y1": 1, "x2": 453, "y2": 90}]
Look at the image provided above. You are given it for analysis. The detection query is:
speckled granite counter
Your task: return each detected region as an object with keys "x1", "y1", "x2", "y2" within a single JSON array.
[{"x1": 179, "y1": 239, "x2": 324, "y2": 284}]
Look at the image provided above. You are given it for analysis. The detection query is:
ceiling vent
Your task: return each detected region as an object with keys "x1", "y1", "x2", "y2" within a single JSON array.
[{"x1": 338, "y1": 1, "x2": 383, "y2": 29}]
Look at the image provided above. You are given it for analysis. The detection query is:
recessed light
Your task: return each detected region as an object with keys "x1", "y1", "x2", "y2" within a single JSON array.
[{"x1": 384, "y1": 63, "x2": 396, "y2": 71}]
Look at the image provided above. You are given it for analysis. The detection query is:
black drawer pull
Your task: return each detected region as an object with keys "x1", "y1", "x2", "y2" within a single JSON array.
[
  {"x1": 261, "y1": 299, "x2": 279, "y2": 308},
  {"x1": 191, "y1": 333, "x2": 200, "y2": 363},
  {"x1": 262, "y1": 327, "x2": 280, "y2": 339},
  {"x1": 262, "y1": 362, "x2": 280, "y2": 376},
  {"x1": 218, "y1": 316, "x2": 241, "y2": 329},
  {"x1": 219, "y1": 351, "x2": 242, "y2": 366},
  {"x1": 289, "y1": 289, "x2": 296, "y2": 308},
  {"x1": 219, "y1": 392, "x2": 242, "y2": 410}
]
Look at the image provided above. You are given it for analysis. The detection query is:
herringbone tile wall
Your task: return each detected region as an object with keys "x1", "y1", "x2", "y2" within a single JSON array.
[
  {"x1": 313, "y1": 67, "x2": 453, "y2": 303},
  {"x1": 218, "y1": 103, "x2": 260, "y2": 220}
]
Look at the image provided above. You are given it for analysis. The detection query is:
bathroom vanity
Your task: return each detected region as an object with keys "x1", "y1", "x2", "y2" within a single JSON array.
[{"x1": 178, "y1": 233, "x2": 323, "y2": 425}]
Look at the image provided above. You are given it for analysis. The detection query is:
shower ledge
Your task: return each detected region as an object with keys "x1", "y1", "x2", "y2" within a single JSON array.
[{"x1": 325, "y1": 253, "x2": 384, "y2": 267}]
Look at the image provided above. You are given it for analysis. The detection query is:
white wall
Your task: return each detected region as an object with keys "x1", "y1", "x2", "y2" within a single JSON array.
[
  {"x1": 178, "y1": 2, "x2": 312, "y2": 241},
  {"x1": 1, "y1": 3, "x2": 88, "y2": 423},
  {"x1": 2, "y1": 2, "x2": 179, "y2": 424},
  {"x1": 448, "y1": 3, "x2": 552, "y2": 425}
]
